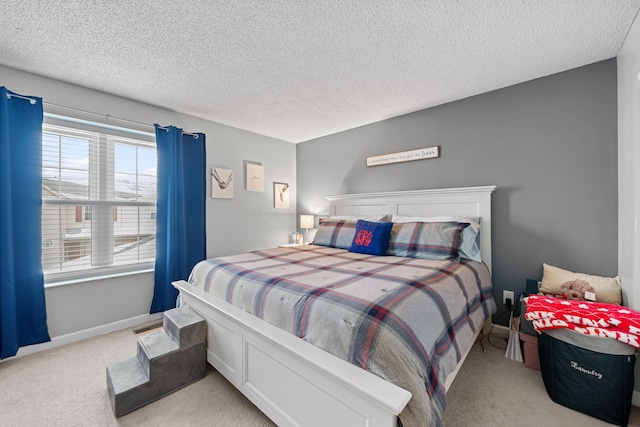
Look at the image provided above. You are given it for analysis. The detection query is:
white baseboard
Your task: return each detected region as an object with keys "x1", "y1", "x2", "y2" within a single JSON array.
[
  {"x1": 5, "y1": 312, "x2": 163, "y2": 360},
  {"x1": 491, "y1": 323, "x2": 509, "y2": 333}
]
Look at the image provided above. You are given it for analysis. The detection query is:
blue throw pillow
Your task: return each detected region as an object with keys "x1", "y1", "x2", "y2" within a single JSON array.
[{"x1": 348, "y1": 220, "x2": 393, "y2": 256}]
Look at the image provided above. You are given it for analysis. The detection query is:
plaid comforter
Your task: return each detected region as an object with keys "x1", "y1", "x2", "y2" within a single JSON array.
[{"x1": 188, "y1": 245, "x2": 495, "y2": 427}]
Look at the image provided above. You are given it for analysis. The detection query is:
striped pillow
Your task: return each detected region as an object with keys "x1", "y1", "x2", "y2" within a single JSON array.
[
  {"x1": 312, "y1": 219, "x2": 357, "y2": 249},
  {"x1": 387, "y1": 221, "x2": 469, "y2": 261}
]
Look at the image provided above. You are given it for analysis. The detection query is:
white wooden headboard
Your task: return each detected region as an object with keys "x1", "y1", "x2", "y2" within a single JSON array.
[{"x1": 325, "y1": 186, "x2": 497, "y2": 272}]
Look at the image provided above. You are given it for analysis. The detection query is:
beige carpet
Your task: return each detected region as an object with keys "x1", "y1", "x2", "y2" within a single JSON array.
[
  {"x1": 0, "y1": 328, "x2": 274, "y2": 427},
  {"x1": 445, "y1": 333, "x2": 640, "y2": 426},
  {"x1": 0, "y1": 327, "x2": 638, "y2": 427}
]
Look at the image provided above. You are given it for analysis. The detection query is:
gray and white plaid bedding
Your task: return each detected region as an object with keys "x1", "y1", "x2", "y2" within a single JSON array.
[{"x1": 188, "y1": 245, "x2": 495, "y2": 427}]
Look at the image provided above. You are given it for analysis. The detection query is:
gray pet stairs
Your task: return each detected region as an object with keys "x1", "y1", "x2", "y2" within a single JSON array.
[{"x1": 106, "y1": 306, "x2": 207, "y2": 417}]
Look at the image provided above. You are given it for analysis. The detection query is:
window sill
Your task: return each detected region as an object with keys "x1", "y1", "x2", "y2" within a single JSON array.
[{"x1": 44, "y1": 268, "x2": 154, "y2": 288}]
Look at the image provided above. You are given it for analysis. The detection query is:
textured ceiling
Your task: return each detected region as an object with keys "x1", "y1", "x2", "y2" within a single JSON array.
[{"x1": 1, "y1": 1, "x2": 639, "y2": 143}]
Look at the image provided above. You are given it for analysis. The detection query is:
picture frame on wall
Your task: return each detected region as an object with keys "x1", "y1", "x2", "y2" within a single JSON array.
[
  {"x1": 274, "y1": 182, "x2": 289, "y2": 208},
  {"x1": 246, "y1": 163, "x2": 264, "y2": 192},
  {"x1": 212, "y1": 167, "x2": 233, "y2": 199}
]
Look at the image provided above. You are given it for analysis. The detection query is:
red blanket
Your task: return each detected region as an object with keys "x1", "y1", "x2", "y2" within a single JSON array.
[{"x1": 524, "y1": 295, "x2": 640, "y2": 348}]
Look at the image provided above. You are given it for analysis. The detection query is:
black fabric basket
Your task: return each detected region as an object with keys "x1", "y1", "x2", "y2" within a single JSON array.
[{"x1": 538, "y1": 331, "x2": 636, "y2": 426}]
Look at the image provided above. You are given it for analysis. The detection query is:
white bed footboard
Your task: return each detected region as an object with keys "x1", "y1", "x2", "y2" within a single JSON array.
[{"x1": 173, "y1": 280, "x2": 412, "y2": 427}]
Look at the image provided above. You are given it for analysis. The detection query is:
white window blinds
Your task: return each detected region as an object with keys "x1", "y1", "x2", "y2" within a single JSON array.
[{"x1": 42, "y1": 123, "x2": 157, "y2": 282}]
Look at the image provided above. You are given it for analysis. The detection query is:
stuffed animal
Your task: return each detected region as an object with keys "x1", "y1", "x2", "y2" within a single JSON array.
[{"x1": 559, "y1": 279, "x2": 595, "y2": 301}]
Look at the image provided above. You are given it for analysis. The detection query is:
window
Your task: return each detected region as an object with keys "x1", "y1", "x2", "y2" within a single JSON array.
[{"x1": 42, "y1": 122, "x2": 157, "y2": 282}]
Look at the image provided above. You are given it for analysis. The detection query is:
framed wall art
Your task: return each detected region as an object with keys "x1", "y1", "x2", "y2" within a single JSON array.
[
  {"x1": 212, "y1": 167, "x2": 233, "y2": 199},
  {"x1": 246, "y1": 163, "x2": 264, "y2": 192},
  {"x1": 274, "y1": 182, "x2": 289, "y2": 208}
]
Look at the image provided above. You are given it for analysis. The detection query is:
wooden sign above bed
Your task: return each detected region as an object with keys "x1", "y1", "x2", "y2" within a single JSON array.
[{"x1": 366, "y1": 146, "x2": 440, "y2": 167}]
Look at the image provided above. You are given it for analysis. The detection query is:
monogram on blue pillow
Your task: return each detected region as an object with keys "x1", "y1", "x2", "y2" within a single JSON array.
[{"x1": 348, "y1": 220, "x2": 393, "y2": 256}]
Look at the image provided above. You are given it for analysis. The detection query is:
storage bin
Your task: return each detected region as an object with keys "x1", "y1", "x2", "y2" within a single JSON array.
[
  {"x1": 519, "y1": 300, "x2": 536, "y2": 336},
  {"x1": 519, "y1": 332, "x2": 540, "y2": 370},
  {"x1": 538, "y1": 329, "x2": 636, "y2": 426},
  {"x1": 518, "y1": 279, "x2": 539, "y2": 336}
]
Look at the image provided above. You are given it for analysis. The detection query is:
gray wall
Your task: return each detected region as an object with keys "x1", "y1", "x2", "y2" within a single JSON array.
[
  {"x1": 297, "y1": 59, "x2": 618, "y2": 319},
  {"x1": 207, "y1": 128, "x2": 297, "y2": 259},
  {"x1": 1, "y1": 64, "x2": 296, "y2": 339}
]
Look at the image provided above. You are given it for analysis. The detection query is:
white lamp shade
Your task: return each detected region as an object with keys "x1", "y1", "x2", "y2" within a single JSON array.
[{"x1": 300, "y1": 215, "x2": 314, "y2": 229}]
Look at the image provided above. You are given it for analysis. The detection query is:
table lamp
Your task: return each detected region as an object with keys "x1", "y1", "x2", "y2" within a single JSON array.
[{"x1": 300, "y1": 215, "x2": 314, "y2": 243}]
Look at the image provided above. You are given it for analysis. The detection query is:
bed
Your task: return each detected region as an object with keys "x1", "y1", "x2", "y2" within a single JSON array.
[{"x1": 172, "y1": 185, "x2": 496, "y2": 427}]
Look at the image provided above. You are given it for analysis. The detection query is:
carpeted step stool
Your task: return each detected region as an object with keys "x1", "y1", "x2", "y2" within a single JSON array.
[{"x1": 106, "y1": 306, "x2": 207, "y2": 417}]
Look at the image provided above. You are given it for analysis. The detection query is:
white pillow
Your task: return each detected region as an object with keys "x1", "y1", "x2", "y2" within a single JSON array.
[
  {"x1": 391, "y1": 214, "x2": 480, "y2": 228},
  {"x1": 391, "y1": 215, "x2": 481, "y2": 262},
  {"x1": 539, "y1": 263, "x2": 622, "y2": 305},
  {"x1": 330, "y1": 214, "x2": 388, "y2": 223}
]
